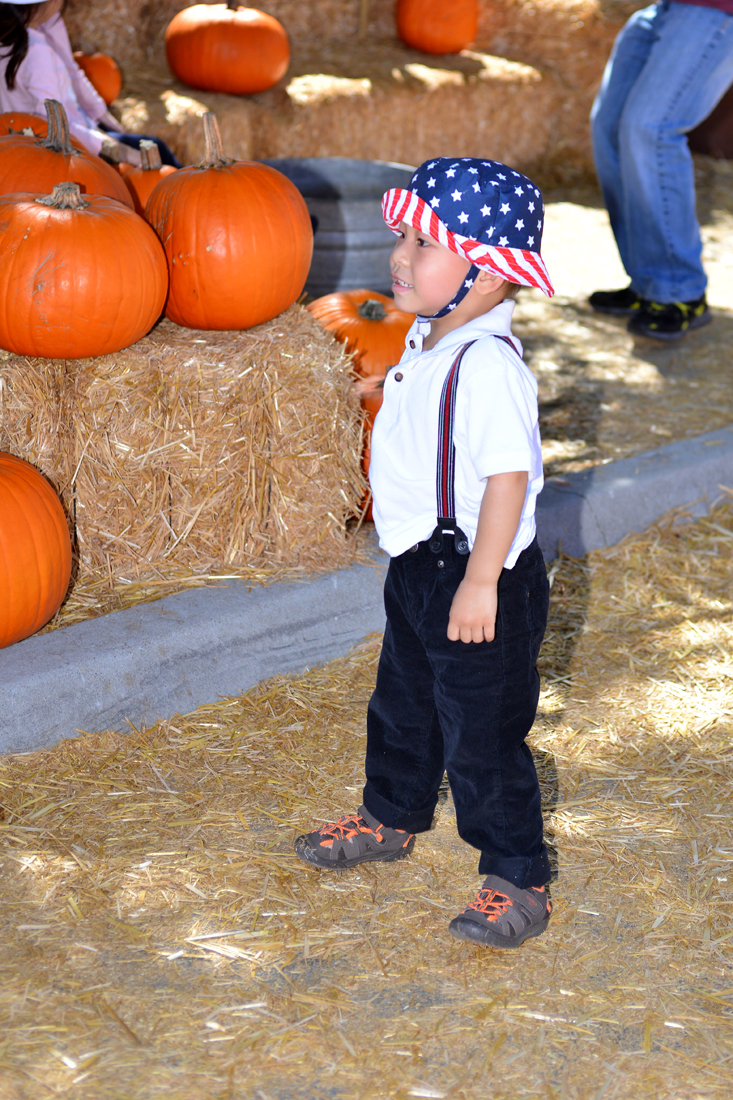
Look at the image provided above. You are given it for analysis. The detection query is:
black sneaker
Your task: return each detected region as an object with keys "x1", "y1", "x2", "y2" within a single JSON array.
[
  {"x1": 588, "y1": 286, "x2": 645, "y2": 315},
  {"x1": 627, "y1": 296, "x2": 711, "y2": 342}
]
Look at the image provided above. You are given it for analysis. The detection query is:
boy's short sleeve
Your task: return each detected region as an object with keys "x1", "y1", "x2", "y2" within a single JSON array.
[{"x1": 457, "y1": 340, "x2": 541, "y2": 482}]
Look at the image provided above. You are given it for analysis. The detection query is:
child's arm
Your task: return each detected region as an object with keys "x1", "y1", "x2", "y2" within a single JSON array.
[{"x1": 447, "y1": 470, "x2": 529, "y2": 643}]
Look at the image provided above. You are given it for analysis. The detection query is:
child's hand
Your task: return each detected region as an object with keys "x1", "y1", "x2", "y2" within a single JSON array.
[
  {"x1": 447, "y1": 578, "x2": 498, "y2": 643},
  {"x1": 353, "y1": 373, "x2": 385, "y2": 399}
]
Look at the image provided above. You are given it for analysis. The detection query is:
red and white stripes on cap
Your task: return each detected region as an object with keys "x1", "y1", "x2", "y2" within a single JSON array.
[{"x1": 382, "y1": 157, "x2": 555, "y2": 298}]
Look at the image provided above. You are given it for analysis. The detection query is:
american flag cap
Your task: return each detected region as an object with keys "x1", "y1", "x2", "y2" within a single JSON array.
[{"x1": 382, "y1": 157, "x2": 554, "y2": 298}]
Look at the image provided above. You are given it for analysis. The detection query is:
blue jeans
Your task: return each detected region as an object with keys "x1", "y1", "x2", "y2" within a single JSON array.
[
  {"x1": 591, "y1": 1, "x2": 733, "y2": 301},
  {"x1": 363, "y1": 536, "x2": 551, "y2": 887}
]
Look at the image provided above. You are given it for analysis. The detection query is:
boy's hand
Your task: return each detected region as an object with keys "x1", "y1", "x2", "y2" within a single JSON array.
[{"x1": 447, "y1": 577, "x2": 498, "y2": 643}]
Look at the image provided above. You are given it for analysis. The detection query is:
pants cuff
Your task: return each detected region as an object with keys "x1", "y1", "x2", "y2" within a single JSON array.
[
  {"x1": 362, "y1": 782, "x2": 436, "y2": 834},
  {"x1": 477, "y1": 849, "x2": 551, "y2": 888}
]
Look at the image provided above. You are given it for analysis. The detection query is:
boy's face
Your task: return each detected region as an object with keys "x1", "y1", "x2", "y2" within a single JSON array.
[{"x1": 390, "y1": 222, "x2": 471, "y2": 316}]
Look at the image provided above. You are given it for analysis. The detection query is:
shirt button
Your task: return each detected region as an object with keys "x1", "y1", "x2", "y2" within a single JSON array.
[
  {"x1": 437, "y1": 560, "x2": 445, "y2": 569},
  {"x1": 394, "y1": 372, "x2": 403, "y2": 381},
  {"x1": 409, "y1": 544, "x2": 419, "y2": 553},
  {"x1": 409, "y1": 339, "x2": 416, "y2": 349}
]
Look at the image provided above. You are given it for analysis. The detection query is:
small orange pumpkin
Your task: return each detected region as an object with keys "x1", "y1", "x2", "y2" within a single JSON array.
[
  {"x1": 0, "y1": 453, "x2": 72, "y2": 649},
  {"x1": 308, "y1": 289, "x2": 413, "y2": 523},
  {"x1": 165, "y1": 2, "x2": 290, "y2": 95},
  {"x1": 0, "y1": 99, "x2": 134, "y2": 208},
  {"x1": 146, "y1": 112, "x2": 312, "y2": 330},
  {"x1": 0, "y1": 109, "x2": 86, "y2": 148},
  {"x1": 73, "y1": 51, "x2": 123, "y2": 105},
  {"x1": 0, "y1": 181, "x2": 168, "y2": 359},
  {"x1": 123, "y1": 139, "x2": 178, "y2": 216},
  {"x1": 396, "y1": 0, "x2": 478, "y2": 55},
  {"x1": 0, "y1": 110, "x2": 46, "y2": 137},
  {"x1": 357, "y1": 377, "x2": 386, "y2": 521},
  {"x1": 307, "y1": 290, "x2": 413, "y2": 377}
]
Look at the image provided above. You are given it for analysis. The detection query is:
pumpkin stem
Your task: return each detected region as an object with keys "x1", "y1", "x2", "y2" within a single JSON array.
[
  {"x1": 36, "y1": 181, "x2": 90, "y2": 210},
  {"x1": 358, "y1": 299, "x2": 388, "y2": 321},
  {"x1": 37, "y1": 99, "x2": 76, "y2": 155},
  {"x1": 198, "y1": 112, "x2": 234, "y2": 168},
  {"x1": 139, "y1": 139, "x2": 163, "y2": 171},
  {"x1": 226, "y1": 0, "x2": 240, "y2": 9}
]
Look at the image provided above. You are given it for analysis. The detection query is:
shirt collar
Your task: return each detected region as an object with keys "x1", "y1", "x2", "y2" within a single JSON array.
[{"x1": 401, "y1": 299, "x2": 520, "y2": 360}]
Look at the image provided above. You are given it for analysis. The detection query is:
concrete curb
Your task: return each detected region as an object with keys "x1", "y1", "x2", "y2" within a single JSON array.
[
  {"x1": 1, "y1": 552, "x2": 389, "y2": 755},
  {"x1": 536, "y1": 426, "x2": 733, "y2": 560},
  {"x1": 3, "y1": 425, "x2": 733, "y2": 755}
]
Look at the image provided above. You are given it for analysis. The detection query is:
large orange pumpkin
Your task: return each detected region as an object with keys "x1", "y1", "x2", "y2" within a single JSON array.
[
  {"x1": 165, "y1": 2, "x2": 290, "y2": 95},
  {"x1": 0, "y1": 453, "x2": 72, "y2": 649},
  {"x1": 0, "y1": 182, "x2": 168, "y2": 359},
  {"x1": 0, "y1": 99, "x2": 133, "y2": 208},
  {"x1": 307, "y1": 290, "x2": 413, "y2": 376},
  {"x1": 73, "y1": 51, "x2": 122, "y2": 105},
  {"x1": 396, "y1": 0, "x2": 478, "y2": 54},
  {"x1": 146, "y1": 113, "x2": 312, "y2": 330},
  {"x1": 123, "y1": 139, "x2": 178, "y2": 216}
]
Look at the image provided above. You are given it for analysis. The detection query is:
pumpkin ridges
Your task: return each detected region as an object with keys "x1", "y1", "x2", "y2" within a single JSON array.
[
  {"x1": 0, "y1": 99, "x2": 134, "y2": 209},
  {"x1": 146, "y1": 112, "x2": 312, "y2": 331},
  {"x1": 307, "y1": 287, "x2": 413, "y2": 522},
  {"x1": 0, "y1": 185, "x2": 168, "y2": 358},
  {"x1": 73, "y1": 51, "x2": 122, "y2": 106},
  {"x1": 396, "y1": 0, "x2": 478, "y2": 54},
  {"x1": 165, "y1": 4, "x2": 290, "y2": 96},
  {"x1": 307, "y1": 289, "x2": 414, "y2": 376},
  {"x1": 123, "y1": 139, "x2": 177, "y2": 216},
  {"x1": 0, "y1": 454, "x2": 72, "y2": 648}
]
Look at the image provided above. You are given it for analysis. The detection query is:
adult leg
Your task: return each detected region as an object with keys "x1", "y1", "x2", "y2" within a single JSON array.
[
  {"x1": 615, "y1": 3, "x2": 733, "y2": 301},
  {"x1": 591, "y1": 4, "x2": 661, "y2": 285}
]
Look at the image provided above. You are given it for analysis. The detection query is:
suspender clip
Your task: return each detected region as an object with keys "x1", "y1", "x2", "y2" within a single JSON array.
[{"x1": 429, "y1": 518, "x2": 470, "y2": 555}]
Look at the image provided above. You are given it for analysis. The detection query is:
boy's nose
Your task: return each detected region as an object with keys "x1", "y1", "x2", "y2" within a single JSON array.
[{"x1": 390, "y1": 239, "x2": 408, "y2": 268}]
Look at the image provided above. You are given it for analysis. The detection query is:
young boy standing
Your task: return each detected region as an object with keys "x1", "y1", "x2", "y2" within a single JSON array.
[{"x1": 295, "y1": 158, "x2": 555, "y2": 949}]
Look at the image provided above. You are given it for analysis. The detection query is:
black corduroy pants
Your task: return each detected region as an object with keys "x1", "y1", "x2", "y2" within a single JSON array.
[{"x1": 363, "y1": 535, "x2": 551, "y2": 888}]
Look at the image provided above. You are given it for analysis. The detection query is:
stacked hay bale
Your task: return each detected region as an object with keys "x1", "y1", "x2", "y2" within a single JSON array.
[
  {"x1": 63, "y1": 0, "x2": 639, "y2": 185},
  {"x1": 0, "y1": 308, "x2": 363, "y2": 585}
]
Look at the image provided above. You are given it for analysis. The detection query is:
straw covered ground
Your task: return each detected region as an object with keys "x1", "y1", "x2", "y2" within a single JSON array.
[
  {"x1": 0, "y1": 306, "x2": 364, "y2": 628},
  {"x1": 2, "y1": 499, "x2": 733, "y2": 1098}
]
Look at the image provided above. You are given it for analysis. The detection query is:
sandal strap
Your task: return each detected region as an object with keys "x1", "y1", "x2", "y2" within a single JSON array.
[
  {"x1": 312, "y1": 805, "x2": 411, "y2": 861},
  {"x1": 466, "y1": 875, "x2": 550, "y2": 935}
]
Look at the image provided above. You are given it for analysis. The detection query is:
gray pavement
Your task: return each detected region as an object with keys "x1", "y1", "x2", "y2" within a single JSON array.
[{"x1": 2, "y1": 424, "x2": 732, "y2": 755}]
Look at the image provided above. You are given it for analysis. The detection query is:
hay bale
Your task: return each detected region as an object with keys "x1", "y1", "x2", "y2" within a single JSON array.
[
  {"x1": 0, "y1": 308, "x2": 364, "y2": 587},
  {"x1": 115, "y1": 46, "x2": 580, "y2": 183}
]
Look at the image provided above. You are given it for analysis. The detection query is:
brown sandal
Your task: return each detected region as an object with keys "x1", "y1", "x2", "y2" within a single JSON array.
[
  {"x1": 449, "y1": 875, "x2": 551, "y2": 948},
  {"x1": 294, "y1": 804, "x2": 415, "y2": 870}
]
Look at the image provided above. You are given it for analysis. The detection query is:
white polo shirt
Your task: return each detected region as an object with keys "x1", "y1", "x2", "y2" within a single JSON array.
[{"x1": 369, "y1": 299, "x2": 543, "y2": 567}]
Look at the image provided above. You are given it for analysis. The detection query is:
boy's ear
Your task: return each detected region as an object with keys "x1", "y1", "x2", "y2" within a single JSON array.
[{"x1": 472, "y1": 270, "x2": 507, "y2": 297}]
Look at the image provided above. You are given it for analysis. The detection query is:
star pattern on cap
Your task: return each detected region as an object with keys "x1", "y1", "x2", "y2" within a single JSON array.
[{"x1": 382, "y1": 156, "x2": 554, "y2": 297}]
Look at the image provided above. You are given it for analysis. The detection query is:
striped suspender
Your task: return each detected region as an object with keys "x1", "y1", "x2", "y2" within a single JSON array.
[{"x1": 428, "y1": 334, "x2": 523, "y2": 556}]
